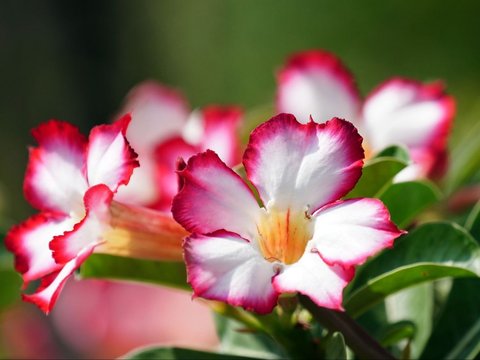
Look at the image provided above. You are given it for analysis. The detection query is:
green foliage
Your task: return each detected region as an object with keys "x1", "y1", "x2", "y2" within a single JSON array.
[
  {"x1": 465, "y1": 200, "x2": 480, "y2": 241},
  {"x1": 79, "y1": 254, "x2": 189, "y2": 291},
  {"x1": 379, "y1": 181, "x2": 441, "y2": 228},
  {"x1": 346, "y1": 156, "x2": 407, "y2": 199},
  {"x1": 445, "y1": 316, "x2": 480, "y2": 360},
  {"x1": 214, "y1": 314, "x2": 287, "y2": 359},
  {"x1": 122, "y1": 346, "x2": 260, "y2": 360},
  {"x1": 421, "y1": 278, "x2": 480, "y2": 359},
  {"x1": 324, "y1": 332, "x2": 347, "y2": 360},
  {"x1": 345, "y1": 222, "x2": 480, "y2": 318}
]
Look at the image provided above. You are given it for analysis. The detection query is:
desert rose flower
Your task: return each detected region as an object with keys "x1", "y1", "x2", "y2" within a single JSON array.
[
  {"x1": 172, "y1": 114, "x2": 405, "y2": 314},
  {"x1": 115, "y1": 81, "x2": 242, "y2": 210},
  {"x1": 277, "y1": 50, "x2": 455, "y2": 181},
  {"x1": 6, "y1": 116, "x2": 187, "y2": 313}
]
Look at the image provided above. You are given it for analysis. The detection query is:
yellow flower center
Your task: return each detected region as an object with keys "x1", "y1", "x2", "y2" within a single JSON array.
[{"x1": 256, "y1": 208, "x2": 313, "y2": 265}]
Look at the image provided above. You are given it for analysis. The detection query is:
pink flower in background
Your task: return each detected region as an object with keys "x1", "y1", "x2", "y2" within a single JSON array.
[
  {"x1": 277, "y1": 50, "x2": 455, "y2": 181},
  {"x1": 6, "y1": 117, "x2": 186, "y2": 313},
  {"x1": 172, "y1": 114, "x2": 404, "y2": 314},
  {"x1": 115, "y1": 81, "x2": 243, "y2": 210}
]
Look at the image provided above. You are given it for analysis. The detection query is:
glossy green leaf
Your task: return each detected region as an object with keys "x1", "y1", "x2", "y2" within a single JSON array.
[
  {"x1": 446, "y1": 316, "x2": 480, "y2": 360},
  {"x1": 122, "y1": 346, "x2": 260, "y2": 360},
  {"x1": 79, "y1": 254, "x2": 189, "y2": 291},
  {"x1": 214, "y1": 314, "x2": 286, "y2": 359},
  {"x1": 379, "y1": 181, "x2": 441, "y2": 228},
  {"x1": 324, "y1": 332, "x2": 347, "y2": 360},
  {"x1": 344, "y1": 222, "x2": 480, "y2": 318},
  {"x1": 346, "y1": 157, "x2": 407, "y2": 198}
]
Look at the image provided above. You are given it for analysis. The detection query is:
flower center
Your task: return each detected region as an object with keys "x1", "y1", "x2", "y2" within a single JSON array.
[{"x1": 256, "y1": 208, "x2": 313, "y2": 265}]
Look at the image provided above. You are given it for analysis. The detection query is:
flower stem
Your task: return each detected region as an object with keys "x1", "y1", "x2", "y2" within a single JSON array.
[{"x1": 299, "y1": 295, "x2": 395, "y2": 360}]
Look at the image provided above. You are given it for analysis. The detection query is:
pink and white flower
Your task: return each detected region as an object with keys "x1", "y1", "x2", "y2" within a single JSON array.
[
  {"x1": 6, "y1": 117, "x2": 187, "y2": 313},
  {"x1": 172, "y1": 114, "x2": 404, "y2": 314},
  {"x1": 277, "y1": 50, "x2": 455, "y2": 181},
  {"x1": 115, "y1": 81, "x2": 243, "y2": 210}
]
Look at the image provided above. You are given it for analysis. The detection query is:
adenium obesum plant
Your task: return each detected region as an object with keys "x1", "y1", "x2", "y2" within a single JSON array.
[
  {"x1": 277, "y1": 50, "x2": 455, "y2": 181},
  {"x1": 5, "y1": 116, "x2": 187, "y2": 313},
  {"x1": 172, "y1": 114, "x2": 405, "y2": 314},
  {"x1": 115, "y1": 81, "x2": 243, "y2": 210}
]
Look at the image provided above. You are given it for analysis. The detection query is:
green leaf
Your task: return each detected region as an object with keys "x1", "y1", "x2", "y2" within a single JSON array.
[
  {"x1": 375, "y1": 145, "x2": 410, "y2": 163},
  {"x1": 445, "y1": 315, "x2": 480, "y2": 360},
  {"x1": 122, "y1": 346, "x2": 260, "y2": 360},
  {"x1": 344, "y1": 222, "x2": 480, "y2": 318},
  {"x1": 324, "y1": 332, "x2": 347, "y2": 360},
  {"x1": 383, "y1": 283, "x2": 433, "y2": 358},
  {"x1": 214, "y1": 313, "x2": 287, "y2": 359},
  {"x1": 346, "y1": 157, "x2": 407, "y2": 198},
  {"x1": 421, "y1": 278, "x2": 480, "y2": 359},
  {"x1": 379, "y1": 320, "x2": 416, "y2": 347},
  {"x1": 379, "y1": 181, "x2": 441, "y2": 228},
  {"x1": 79, "y1": 254, "x2": 189, "y2": 291},
  {"x1": 465, "y1": 200, "x2": 480, "y2": 242}
]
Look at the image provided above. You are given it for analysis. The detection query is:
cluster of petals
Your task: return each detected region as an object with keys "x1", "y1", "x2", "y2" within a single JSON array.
[
  {"x1": 115, "y1": 81, "x2": 243, "y2": 210},
  {"x1": 172, "y1": 113, "x2": 405, "y2": 314},
  {"x1": 6, "y1": 116, "x2": 140, "y2": 313},
  {"x1": 277, "y1": 50, "x2": 455, "y2": 181}
]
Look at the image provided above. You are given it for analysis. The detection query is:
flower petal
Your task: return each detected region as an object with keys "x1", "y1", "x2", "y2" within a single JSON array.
[
  {"x1": 312, "y1": 198, "x2": 405, "y2": 267},
  {"x1": 172, "y1": 150, "x2": 260, "y2": 240},
  {"x1": 121, "y1": 81, "x2": 190, "y2": 154},
  {"x1": 22, "y1": 246, "x2": 94, "y2": 314},
  {"x1": 5, "y1": 213, "x2": 75, "y2": 285},
  {"x1": 154, "y1": 137, "x2": 198, "y2": 210},
  {"x1": 24, "y1": 120, "x2": 88, "y2": 214},
  {"x1": 243, "y1": 114, "x2": 364, "y2": 213},
  {"x1": 276, "y1": 50, "x2": 361, "y2": 124},
  {"x1": 86, "y1": 115, "x2": 139, "y2": 191},
  {"x1": 363, "y1": 78, "x2": 455, "y2": 177},
  {"x1": 50, "y1": 184, "x2": 113, "y2": 264},
  {"x1": 273, "y1": 243, "x2": 354, "y2": 311},
  {"x1": 184, "y1": 231, "x2": 279, "y2": 314},
  {"x1": 198, "y1": 106, "x2": 243, "y2": 166}
]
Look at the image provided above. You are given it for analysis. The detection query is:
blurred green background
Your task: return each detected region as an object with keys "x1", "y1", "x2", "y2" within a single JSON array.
[{"x1": 1, "y1": 0, "x2": 480, "y2": 358}]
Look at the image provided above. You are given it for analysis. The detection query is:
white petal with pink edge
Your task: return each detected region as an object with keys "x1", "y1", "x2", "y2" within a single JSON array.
[
  {"x1": 121, "y1": 81, "x2": 190, "y2": 154},
  {"x1": 276, "y1": 50, "x2": 361, "y2": 124},
  {"x1": 50, "y1": 184, "x2": 113, "y2": 264},
  {"x1": 22, "y1": 245, "x2": 95, "y2": 314},
  {"x1": 24, "y1": 120, "x2": 88, "y2": 215},
  {"x1": 312, "y1": 198, "x2": 405, "y2": 267},
  {"x1": 172, "y1": 150, "x2": 261, "y2": 240},
  {"x1": 5, "y1": 213, "x2": 76, "y2": 285},
  {"x1": 86, "y1": 115, "x2": 139, "y2": 192},
  {"x1": 243, "y1": 115, "x2": 364, "y2": 214},
  {"x1": 363, "y1": 78, "x2": 455, "y2": 153},
  {"x1": 273, "y1": 243, "x2": 355, "y2": 311},
  {"x1": 185, "y1": 231, "x2": 279, "y2": 314}
]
